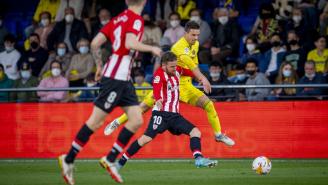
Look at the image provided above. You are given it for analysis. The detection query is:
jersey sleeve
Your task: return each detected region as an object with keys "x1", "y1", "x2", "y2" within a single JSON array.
[
  {"x1": 177, "y1": 66, "x2": 194, "y2": 77},
  {"x1": 178, "y1": 55, "x2": 198, "y2": 70},
  {"x1": 152, "y1": 71, "x2": 163, "y2": 101},
  {"x1": 99, "y1": 22, "x2": 112, "y2": 40},
  {"x1": 127, "y1": 18, "x2": 143, "y2": 36}
]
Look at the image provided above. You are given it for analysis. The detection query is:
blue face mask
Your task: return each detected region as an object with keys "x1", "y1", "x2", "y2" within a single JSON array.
[
  {"x1": 79, "y1": 46, "x2": 89, "y2": 54},
  {"x1": 236, "y1": 74, "x2": 246, "y2": 81},
  {"x1": 282, "y1": 70, "x2": 292, "y2": 77},
  {"x1": 57, "y1": 48, "x2": 66, "y2": 57}
]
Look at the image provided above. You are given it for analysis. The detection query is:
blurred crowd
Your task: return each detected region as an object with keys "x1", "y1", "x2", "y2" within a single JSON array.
[{"x1": 0, "y1": 0, "x2": 327, "y2": 102}]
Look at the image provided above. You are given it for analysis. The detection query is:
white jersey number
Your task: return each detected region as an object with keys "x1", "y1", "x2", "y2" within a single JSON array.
[{"x1": 113, "y1": 26, "x2": 122, "y2": 52}]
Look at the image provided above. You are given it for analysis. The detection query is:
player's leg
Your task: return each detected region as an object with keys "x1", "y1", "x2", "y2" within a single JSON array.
[
  {"x1": 59, "y1": 106, "x2": 108, "y2": 185},
  {"x1": 104, "y1": 91, "x2": 154, "y2": 135}
]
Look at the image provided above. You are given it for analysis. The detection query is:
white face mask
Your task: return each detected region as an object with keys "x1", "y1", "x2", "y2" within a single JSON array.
[
  {"x1": 305, "y1": 73, "x2": 315, "y2": 79},
  {"x1": 236, "y1": 73, "x2": 246, "y2": 81},
  {"x1": 5, "y1": 46, "x2": 14, "y2": 52},
  {"x1": 65, "y1": 14, "x2": 74, "y2": 23},
  {"x1": 57, "y1": 48, "x2": 66, "y2": 57},
  {"x1": 87, "y1": 82, "x2": 96, "y2": 87},
  {"x1": 51, "y1": 68, "x2": 61, "y2": 77},
  {"x1": 79, "y1": 46, "x2": 89, "y2": 54},
  {"x1": 170, "y1": 20, "x2": 180, "y2": 28},
  {"x1": 292, "y1": 15, "x2": 302, "y2": 24},
  {"x1": 190, "y1": 16, "x2": 200, "y2": 23},
  {"x1": 218, "y1": 16, "x2": 229, "y2": 25},
  {"x1": 20, "y1": 71, "x2": 31, "y2": 79},
  {"x1": 41, "y1": 19, "x2": 50, "y2": 27},
  {"x1": 101, "y1": 19, "x2": 109, "y2": 26},
  {"x1": 282, "y1": 69, "x2": 292, "y2": 77},
  {"x1": 246, "y1": 44, "x2": 256, "y2": 52},
  {"x1": 210, "y1": 72, "x2": 220, "y2": 78}
]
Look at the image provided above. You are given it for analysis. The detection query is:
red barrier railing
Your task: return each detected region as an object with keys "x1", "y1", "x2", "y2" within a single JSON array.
[{"x1": 1, "y1": 101, "x2": 328, "y2": 158}]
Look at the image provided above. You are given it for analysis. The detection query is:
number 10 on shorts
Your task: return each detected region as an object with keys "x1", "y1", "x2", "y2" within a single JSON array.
[{"x1": 153, "y1": 115, "x2": 162, "y2": 130}]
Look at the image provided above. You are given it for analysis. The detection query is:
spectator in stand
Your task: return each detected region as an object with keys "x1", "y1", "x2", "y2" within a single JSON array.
[
  {"x1": 65, "y1": 38, "x2": 94, "y2": 88},
  {"x1": 33, "y1": 0, "x2": 60, "y2": 22},
  {"x1": 37, "y1": 60, "x2": 69, "y2": 102},
  {"x1": 177, "y1": 0, "x2": 196, "y2": 24},
  {"x1": 133, "y1": 68, "x2": 152, "y2": 102},
  {"x1": 10, "y1": 62, "x2": 39, "y2": 102},
  {"x1": 55, "y1": 0, "x2": 84, "y2": 21},
  {"x1": 270, "y1": 62, "x2": 298, "y2": 100},
  {"x1": 0, "y1": 34, "x2": 21, "y2": 80},
  {"x1": 78, "y1": 73, "x2": 98, "y2": 102},
  {"x1": 211, "y1": 8, "x2": 239, "y2": 65},
  {"x1": 34, "y1": 11, "x2": 54, "y2": 50},
  {"x1": 240, "y1": 35, "x2": 263, "y2": 64},
  {"x1": 47, "y1": 7, "x2": 89, "y2": 52},
  {"x1": 22, "y1": 33, "x2": 49, "y2": 77},
  {"x1": 307, "y1": 35, "x2": 328, "y2": 73},
  {"x1": 228, "y1": 63, "x2": 248, "y2": 101},
  {"x1": 207, "y1": 62, "x2": 233, "y2": 101},
  {"x1": 0, "y1": 15, "x2": 9, "y2": 52},
  {"x1": 163, "y1": 12, "x2": 185, "y2": 46},
  {"x1": 297, "y1": 60, "x2": 326, "y2": 98},
  {"x1": 251, "y1": 3, "x2": 279, "y2": 53},
  {"x1": 189, "y1": 8, "x2": 211, "y2": 47},
  {"x1": 0, "y1": 63, "x2": 13, "y2": 102},
  {"x1": 142, "y1": 13, "x2": 162, "y2": 47},
  {"x1": 40, "y1": 42, "x2": 72, "y2": 79},
  {"x1": 262, "y1": 33, "x2": 286, "y2": 83},
  {"x1": 245, "y1": 58, "x2": 271, "y2": 101},
  {"x1": 320, "y1": 2, "x2": 328, "y2": 36},
  {"x1": 283, "y1": 30, "x2": 307, "y2": 77}
]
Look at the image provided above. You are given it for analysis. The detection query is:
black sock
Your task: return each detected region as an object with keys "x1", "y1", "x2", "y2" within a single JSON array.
[
  {"x1": 118, "y1": 140, "x2": 142, "y2": 167},
  {"x1": 65, "y1": 124, "x2": 93, "y2": 163},
  {"x1": 190, "y1": 137, "x2": 203, "y2": 159},
  {"x1": 107, "y1": 127, "x2": 134, "y2": 162}
]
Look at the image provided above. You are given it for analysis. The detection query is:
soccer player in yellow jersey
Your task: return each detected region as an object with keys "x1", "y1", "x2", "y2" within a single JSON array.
[{"x1": 104, "y1": 21, "x2": 235, "y2": 146}]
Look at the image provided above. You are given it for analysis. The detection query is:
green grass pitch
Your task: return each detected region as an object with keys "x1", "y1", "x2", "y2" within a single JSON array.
[{"x1": 0, "y1": 159, "x2": 327, "y2": 185}]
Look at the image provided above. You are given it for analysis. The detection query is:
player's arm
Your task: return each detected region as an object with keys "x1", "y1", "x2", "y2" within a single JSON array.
[
  {"x1": 125, "y1": 33, "x2": 162, "y2": 57},
  {"x1": 152, "y1": 74, "x2": 163, "y2": 110},
  {"x1": 91, "y1": 33, "x2": 107, "y2": 81},
  {"x1": 179, "y1": 55, "x2": 211, "y2": 94},
  {"x1": 177, "y1": 66, "x2": 194, "y2": 77}
]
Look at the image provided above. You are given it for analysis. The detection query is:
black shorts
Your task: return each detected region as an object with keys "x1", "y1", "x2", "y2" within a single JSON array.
[
  {"x1": 144, "y1": 111, "x2": 195, "y2": 139},
  {"x1": 94, "y1": 77, "x2": 139, "y2": 113}
]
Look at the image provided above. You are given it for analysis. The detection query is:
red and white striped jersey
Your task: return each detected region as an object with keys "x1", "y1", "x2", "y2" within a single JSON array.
[
  {"x1": 100, "y1": 9, "x2": 144, "y2": 81},
  {"x1": 152, "y1": 67, "x2": 194, "y2": 113}
]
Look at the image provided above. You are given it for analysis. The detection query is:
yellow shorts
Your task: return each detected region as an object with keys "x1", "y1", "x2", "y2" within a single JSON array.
[
  {"x1": 142, "y1": 91, "x2": 155, "y2": 107},
  {"x1": 141, "y1": 82, "x2": 204, "y2": 107},
  {"x1": 179, "y1": 82, "x2": 204, "y2": 106}
]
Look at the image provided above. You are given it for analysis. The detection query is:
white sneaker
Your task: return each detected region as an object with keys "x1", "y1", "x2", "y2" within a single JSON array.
[
  {"x1": 58, "y1": 154, "x2": 75, "y2": 185},
  {"x1": 215, "y1": 133, "x2": 235, "y2": 146},
  {"x1": 99, "y1": 156, "x2": 123, "y2": 183},
  {"x1": 104, "y1": 119, "x2": 120, "y2": 136}
]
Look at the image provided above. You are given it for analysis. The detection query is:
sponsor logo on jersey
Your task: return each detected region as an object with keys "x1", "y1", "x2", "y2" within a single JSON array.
[
  {"x1": 184, "y1": 47, "x2": 189, "y2": 54},
  {"x1": 154, "y1": 76, "x2": 160, "y2": 83},
  {"x1": 133, "y1": 20, "x2": 142, "y2": 31}
]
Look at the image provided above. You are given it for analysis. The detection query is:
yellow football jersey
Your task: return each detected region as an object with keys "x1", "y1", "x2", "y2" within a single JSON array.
[
  {"x1": 171, "y1": 37, "x2": 199, "y2": 84},
  {"x1": 134, "y1": 82, "x2": 152, "y2": 102}
]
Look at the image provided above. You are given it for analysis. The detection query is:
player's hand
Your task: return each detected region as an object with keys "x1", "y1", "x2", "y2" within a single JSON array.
[
  {"x1": 155, "y1": 99, "x2": 163, "y2": 110},
  {"x1": 151, "y1": 47, "x2": 162, "y2": 57},
  {"x1": 200, "y1": 77, "x2": 212, "y2": 94},
  {"x1": 95, "y1": 66, "x2": 102, "y2": 82}
]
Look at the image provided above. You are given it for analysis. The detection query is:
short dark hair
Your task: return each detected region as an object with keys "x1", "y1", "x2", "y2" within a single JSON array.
[
  {"x1": 161, "y1": 52, "x2": 177, "y2": 65},
  {"x1": 39, "y1": 11, "x2": 51, "y2": 20},
  {"x1": 245, "y1": 58, "x2": 258, "y2": 67},
  {"x1": 50, "y1": 60, "x2": 62, "y2": 70},
  {"x1": 4, "y1": 34, "x2": 16, "y2": 43},
  {"x1": 209, "y1": 61, "x2": 222, "y2": 68},
  {"x1": 133, "y1": 68, "x2": 145, "y2": 77},
  {"x1": 185, "y1": 21, "x2": 200, "y2": 32},
  {"x1": 169, "y1": 12, "x2": 181, "y2": 20},
  {"x1": 29, "y1": 33, "x2": 40, "y2": 40},
  {"x1": 189, "y1": 8, "x2": 201, "y2": 17}
]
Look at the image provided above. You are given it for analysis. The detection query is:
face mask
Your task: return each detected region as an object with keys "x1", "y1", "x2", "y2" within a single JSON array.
[
  {"x1": 236, "y1": 74, "x2": 246, "y2": 81},
  {"x1": 288, "y1": 39, "x2": 298, "y2": 46},
  {"x1": 5, "y1": 46, "x2": 14, "y2": 52},
  {"x1": 246, "y1": 44, "x2": 256, "y2": 52},
  {"x1": 51, "y1": 68, "x2": 61, "y2": 77},
  {"x1": 0, "y1": 71, "x2": 4, "y2": 80},
  {"x1": 305, "y1": 73, "x2": 315, "y2": 79},
  {"x1": 30, "y1": 42, "x2": 39, "y2": 49},
  {"x1": 87, "y1": 82, "x2": 96, "y2": 87},
  {"x1": 20, "y1": 71, "x2": 31, "y2": 79},
  {"x1": 79, "y1": 46, "x2": 89, "y2": 54},
  {"x1": 41, "y1": 19, "x2": 50, "y2": 26},
  {"x1": 218, "y1": 16, "x2": 229, "y2": 25},
  {"x1": 210, "y1": 72, "x2": 220, "y2": 78},
  {"x1": 246, "y1": 70, "x2": 256, "y2": 76},
  {"x1": 272, "y1": 41, "x2": 281, "y2": 47},
  {"x1": 170, "y1": 20, "x2": 180, "y2": 28},
  {"x1": 292, "y1": 15, "x2": 302, "y2": 24},
  {"x1": 190, "y1": 16, "x2": 200, "y2": 23},
  {"x1": 282, "y1": 69, "x2": 292, "y2": 77},
  {"x1": 101, "y1": 19, "x2": 109, "y2": 26},
  {"x1": 57, "y1": 48, "x2": 66, "y2": 56},
  {"x1": 65, "y1": 14, "x2": 74, "y2": 23}
]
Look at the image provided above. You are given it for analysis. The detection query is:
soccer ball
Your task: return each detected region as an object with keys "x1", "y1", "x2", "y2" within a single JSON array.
[{"x1": 252, "y1": 156, "x2": 272, "y2": 175}]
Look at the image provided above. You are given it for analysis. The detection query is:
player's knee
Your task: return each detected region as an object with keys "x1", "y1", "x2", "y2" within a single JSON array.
[
  {"x1": 190, "y1": 127, "x2": 201, "y2": 138},
  {"x1": 128, "y1": 115, "x2": 143, "y2": 131},
  {"x1": 138, "y1": 135, "x2": 152, "y2": 146},
  {"x1": 86, "y1": 119, "x2": 104, "y2": 131}
]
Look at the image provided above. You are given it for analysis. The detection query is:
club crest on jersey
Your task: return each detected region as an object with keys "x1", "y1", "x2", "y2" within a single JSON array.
[
  {"x1": 154, "y1": 76, "x2": 160, "y2": 83},
  {"x1": 192, "y1": 50, "x2": 196, "y2": 55},
  {"x1": 167, "y1": 83, "x2": 172, "y2": 91},
  {"x1": 133, "y1": 20, "x2": 142, "y2": 31},
  {"x1": 184, "y1": 47, "x2": 189, "y2": 54}
]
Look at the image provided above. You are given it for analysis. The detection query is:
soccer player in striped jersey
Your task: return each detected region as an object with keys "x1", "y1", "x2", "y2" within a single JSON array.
[
  {"x1": 58, "y1": 0, "x2": 162, "y2": 184},
  {"x1": 104, "y1": 21, "x2": 235, "y2": 147},
  {"x1": 115, "y1": 52, "x2": 218, "y2": 176}
]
